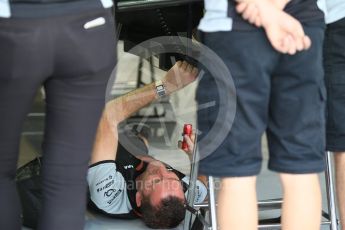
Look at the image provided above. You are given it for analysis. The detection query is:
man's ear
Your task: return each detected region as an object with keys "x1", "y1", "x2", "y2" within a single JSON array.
[{"x1": 136, "y1": 192, "x2": 142, "y2": 207}]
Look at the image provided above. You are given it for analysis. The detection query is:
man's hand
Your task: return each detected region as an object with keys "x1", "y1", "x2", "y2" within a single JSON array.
[
  {"x1": 236, "y1": 0, "x2": 290, "y2": 26},
  {"x1": 236, "y1": 0, "x2": 311, "y2": 55},
  {"x1": 178, "y1": 132, "x2": 195, "y2": 162},
  {"x1": 163, "y1": 61, "x2": 199, "y2": 94}
]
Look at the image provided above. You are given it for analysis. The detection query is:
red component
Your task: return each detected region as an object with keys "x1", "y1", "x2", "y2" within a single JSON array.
[{"x1": 182, "y1": 124, "x2": 192, "y2": 151}]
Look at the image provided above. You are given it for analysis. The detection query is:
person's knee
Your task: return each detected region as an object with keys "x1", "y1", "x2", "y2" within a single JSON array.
[
  {"x1": 279, "y1": 173, "x2": 320, "y2": 191},
  {"x1": 335, "y1": 152, "x2": 345, "y2": 161},
  {"x1": 220, "y1": 176, "x2": 257, "y2": 192}
]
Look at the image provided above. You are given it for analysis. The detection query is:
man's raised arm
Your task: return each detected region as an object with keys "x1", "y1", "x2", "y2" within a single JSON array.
[
  {"x1": 90, "y1": 61, "x2": 198, "y2": 164},
  {"x1": 105, "y1": 61, "x2": 198, "y2": 123}
]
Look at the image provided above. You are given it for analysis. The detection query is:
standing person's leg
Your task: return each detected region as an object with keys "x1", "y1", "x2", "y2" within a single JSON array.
[
  {"x1": 0, "y1": 18, "x2": 53, "y2": 230},
  {"x1": 37, "y1": 9, "x2": 116, "y2": 230},
  {"x1": 335, "y1": 154, "x2": 345, "y2": 230},
  {"x1": 324, "y1": 17, "x2": 345, "y2": 230},
  {"x1": 0, "y1": 81, "x2": 42, "y2": 230},
  {"x1": 196, "y1": 29, "x2": 277, "y2": 230},
  {"x1": 268, "y1": 24, "x2": 326, "y2": 230},
  {"x1": 280, "y1": 173, "x2": 322, "y2": 230},
  {"x1": 217, "y1": 177, "x2": 258, "y2": 229}
]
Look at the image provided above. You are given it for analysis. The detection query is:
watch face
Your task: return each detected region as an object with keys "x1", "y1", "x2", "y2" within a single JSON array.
[{"x1": 157, "y1": 85, "x2": 164, "y2": 91}]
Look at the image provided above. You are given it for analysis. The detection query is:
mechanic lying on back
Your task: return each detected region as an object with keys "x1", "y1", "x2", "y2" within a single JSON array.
[{"x1": 87, "y1": 61, "x2": 207, "y2": 229}]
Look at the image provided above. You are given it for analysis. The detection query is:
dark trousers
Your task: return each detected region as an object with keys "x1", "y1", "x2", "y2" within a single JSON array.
[{"x1": 0, "y1": 8, "x2": 116, "y2": 230}]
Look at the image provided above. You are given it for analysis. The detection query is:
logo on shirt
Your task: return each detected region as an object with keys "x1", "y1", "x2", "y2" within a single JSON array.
[
  {"x1": 97, "y1": 180, "x2": 114, "y2": 193},
  {"x1": 95, "y1": 175, "x2": 113, "y2": 186},
  {"x1": 106, "y1": 189, "x2": 123, "y2": 205},
  {"x1": 104, "y1": 189, "x2": 116, "y2": 197},
  {"x1": 124, "y1": 165, "x2": 134, "y2": 170}
]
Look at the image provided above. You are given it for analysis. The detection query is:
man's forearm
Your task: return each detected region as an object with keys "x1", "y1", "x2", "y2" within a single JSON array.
[
  {"x1": 91, "y1": 83, "x2": 158, "y2": 164},
  {"x1": 91, "y1": 83, "x2": 160, "y2": 164},
  {"x1": 105, "y1": 81, "x2": 166, "y2": 123},
  {"x1": 105, "y1": 61, "x2": 198, "y2": 124},
  {"x1": 90, "y1": 110, "x2": 118, "y2": 164}
]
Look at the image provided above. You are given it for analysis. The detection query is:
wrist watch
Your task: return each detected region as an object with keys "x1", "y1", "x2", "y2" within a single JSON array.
[{"x1": 155, "y1": 80, "x2": 166, "y2": 97}]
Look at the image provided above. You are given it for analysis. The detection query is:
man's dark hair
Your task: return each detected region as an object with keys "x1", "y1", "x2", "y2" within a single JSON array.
[{"x1": 141, "y1": 196, "x2": 186, "y2": 229}]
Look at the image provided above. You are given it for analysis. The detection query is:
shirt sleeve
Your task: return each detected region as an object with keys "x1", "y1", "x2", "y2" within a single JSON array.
[
  {"x1": 182, "y1": 176, "x2": 208, "y2": 204},
  {"x1": 87, "y1": 161, "x2": 132, "y2": 214}
]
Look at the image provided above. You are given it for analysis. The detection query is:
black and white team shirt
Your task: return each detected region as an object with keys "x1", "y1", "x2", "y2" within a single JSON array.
[{"x1": 87, "y1": 143, "x2": 208, "y2": 219}]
